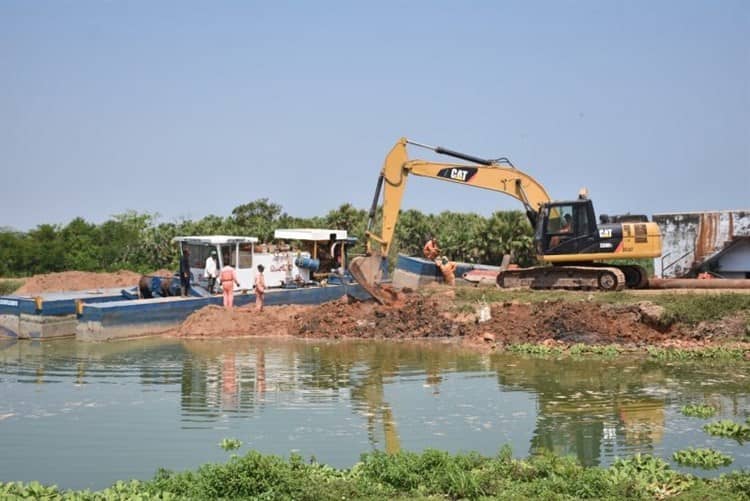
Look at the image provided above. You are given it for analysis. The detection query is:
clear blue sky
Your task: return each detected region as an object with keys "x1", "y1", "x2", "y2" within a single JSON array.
[{"x1": 2, "y1": 1, "x2": 748, "y2": 231}]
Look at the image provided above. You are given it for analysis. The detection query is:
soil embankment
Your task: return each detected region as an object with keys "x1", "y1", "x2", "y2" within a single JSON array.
[
  {"x1": 170, "y1": 289, "x2": 750, "y2": 354},
  {"x1": 8, "y1": 271, "x2": 749, "y2": 354}
]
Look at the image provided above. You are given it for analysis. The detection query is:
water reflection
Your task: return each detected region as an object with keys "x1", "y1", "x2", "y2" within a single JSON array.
[{"x1": 0, "y1": 337, "x2": 748, "y2": 491}]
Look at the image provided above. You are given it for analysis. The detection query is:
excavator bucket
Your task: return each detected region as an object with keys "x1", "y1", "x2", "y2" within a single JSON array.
[{"x1": 349, "y1": 255, "x2": 395, "y2": 305}]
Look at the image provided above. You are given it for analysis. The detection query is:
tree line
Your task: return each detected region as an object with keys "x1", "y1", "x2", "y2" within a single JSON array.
[{"x1": 0, "y1": 198, "x2": 535, "y2": 277}]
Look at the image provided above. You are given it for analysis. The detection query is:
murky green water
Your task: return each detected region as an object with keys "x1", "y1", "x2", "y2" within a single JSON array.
[{"x1": 1, "y1": 336, "x2": 748, "y2": 491}]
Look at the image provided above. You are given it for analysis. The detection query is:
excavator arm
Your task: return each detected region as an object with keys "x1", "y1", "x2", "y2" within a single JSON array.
[
  {"x1": 364, "y1": 137, "x2": 552, "y2": 256},
  {"x1": 352, "y1": 137, "x2": 552, "y2": 303}
]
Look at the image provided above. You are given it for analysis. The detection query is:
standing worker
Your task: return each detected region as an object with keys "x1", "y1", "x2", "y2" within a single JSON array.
[
  {"x1": 204, "y1": 250, "x2": 218, "y2": 294},
  {"x1": 423, "y1": 235, "x2": 440, "y2": 260},
  {"x1": 220, "y1": 263, "x2": 240, "y2": 308},
  {"x1": 254, "y1": 264, "x2": 266, "y2": 312},
  {"x1": 179, "y1": 247, "x2": 191, "y2": 297}
]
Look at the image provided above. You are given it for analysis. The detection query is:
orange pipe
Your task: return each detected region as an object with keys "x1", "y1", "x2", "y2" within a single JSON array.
[{"x1": 648, "y1": 278, "x2": 750, "y2": 289}]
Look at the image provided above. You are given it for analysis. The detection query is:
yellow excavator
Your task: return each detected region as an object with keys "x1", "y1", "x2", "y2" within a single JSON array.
[{"x1": 350, "y1": 137, "x2": 661, "y2": 302}]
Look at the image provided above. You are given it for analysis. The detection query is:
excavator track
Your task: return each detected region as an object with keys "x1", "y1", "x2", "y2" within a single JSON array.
[{"x1": 497, "y1": 265, "x2": 626, "y2": 292}]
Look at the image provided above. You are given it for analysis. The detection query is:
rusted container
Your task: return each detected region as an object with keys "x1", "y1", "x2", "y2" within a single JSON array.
[{"x1": 653, "y1": 210, "x2": 750, "y2": 279}]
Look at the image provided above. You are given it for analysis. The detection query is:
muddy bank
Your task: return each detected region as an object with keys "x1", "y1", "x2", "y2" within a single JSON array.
[{"x1": 170, "y1": 291, "x2": 750, "y2": 353}]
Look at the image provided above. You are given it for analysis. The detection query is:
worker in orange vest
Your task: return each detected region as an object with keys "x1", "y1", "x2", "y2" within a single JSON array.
[
  {"x1": 219, "y1": 264, "x2": 240, "y2": 308},
  {"x1": 254, "y1": 264, "x2": 266, "y2": 312},
  {"x1": 436, "y1": 256, "x2": 457, "y2": 286}
]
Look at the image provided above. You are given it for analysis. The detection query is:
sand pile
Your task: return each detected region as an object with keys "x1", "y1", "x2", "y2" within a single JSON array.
[{"x1": 14, "y1": 270, "x2": 143, "y2": 295}]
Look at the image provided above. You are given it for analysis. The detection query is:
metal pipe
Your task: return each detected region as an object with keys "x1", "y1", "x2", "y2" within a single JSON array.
[
  {"x1": 406, "y1": 139, "x2": 494, "y2": 166},
  {"x1": 648, "y1": 278, "x2": 750, "y2": 289},
  {"x1": 366, "y1": 174, "x2": 384, "y2": 232}
]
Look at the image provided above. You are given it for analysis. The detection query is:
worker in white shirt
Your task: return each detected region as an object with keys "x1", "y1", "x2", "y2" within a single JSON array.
[{"x1": 204, "y1": 250, "x2": 218, "y2": 294}]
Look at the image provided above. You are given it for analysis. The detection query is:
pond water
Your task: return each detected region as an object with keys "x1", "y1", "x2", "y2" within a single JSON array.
[{"x1": 1, "y1": 336, "x2": 748, "y2": 491}]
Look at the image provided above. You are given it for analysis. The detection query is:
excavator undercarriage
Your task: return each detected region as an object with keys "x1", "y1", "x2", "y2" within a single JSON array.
[
  {"x1": 497, "y1": 263, "x2": 648, "y2": 292},
  {"x1": 497, "y1": 265, "x2": 626, "y2": 291}
]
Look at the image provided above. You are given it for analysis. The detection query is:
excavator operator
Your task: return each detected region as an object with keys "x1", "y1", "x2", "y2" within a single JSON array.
[{"x1": 550, "y1": 214, "x2": 573, "y2": 248}]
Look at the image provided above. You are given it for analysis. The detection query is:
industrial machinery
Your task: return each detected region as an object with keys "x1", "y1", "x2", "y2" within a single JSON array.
[{"x1": 350, "y1": 137, "x2": 661, "y2": 301}]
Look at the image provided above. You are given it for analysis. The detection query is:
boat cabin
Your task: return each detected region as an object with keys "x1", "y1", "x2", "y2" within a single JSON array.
[{"x1": 172, "y1": 229, "x2": 356, "y2": 293}]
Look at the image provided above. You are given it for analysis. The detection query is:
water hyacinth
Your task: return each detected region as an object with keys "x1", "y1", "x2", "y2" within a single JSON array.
[
  {"x1": 673, "y1": 447, "x2": 732, "y2": 469},
  {"x1": 703, "y1": 420, "x2": 750, "y2": 442},
  {"x1": 681, "y1": 403, "x2": 717, "y2": 419}
]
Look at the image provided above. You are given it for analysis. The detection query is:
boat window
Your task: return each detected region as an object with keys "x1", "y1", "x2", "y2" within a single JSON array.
[
  {"x1": 220, "y1": 245, "x2": 236, "y2": 268},
  {"x1": 238, "y1": 243, "x2": 253, "y2": 269},
  {"x1": 186, "y1": 244, "x2": 209, "y2": 268}
]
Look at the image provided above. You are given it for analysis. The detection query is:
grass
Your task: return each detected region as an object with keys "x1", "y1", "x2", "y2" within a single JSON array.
[
  {"x1": 450, "y1": 287, "x2": 750, "y2": 327},
  {"x1": 2, "y1": 448, "x2": 750, "y2": 500},
  {"x1": 0, "y1": 279, "x2": 23, "y2": 296}
]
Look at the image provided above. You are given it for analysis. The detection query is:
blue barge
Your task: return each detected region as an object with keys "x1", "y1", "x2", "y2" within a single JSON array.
[
  {"x1": 1, "y1": 229, "x2": 371, "y2": 341},
  {"x1": 77, "y1": 281, "x2": 369, "y2": 341},
  {"x1": 0, "y1": 288, "x2": 127, "y2": 339}
]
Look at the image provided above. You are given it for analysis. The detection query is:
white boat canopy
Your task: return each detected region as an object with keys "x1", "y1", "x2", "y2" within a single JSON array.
[
  {"x1": 171, "y1": 235, "x2": 259, "y2": 245},
  {"x1": 274, "y1": 229, "x2": 348, "y2": 241}
]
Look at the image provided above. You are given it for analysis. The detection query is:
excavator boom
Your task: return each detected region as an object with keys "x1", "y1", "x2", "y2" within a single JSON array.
[{"x1": 364, "y1": 138, "x2": 552, "y2": 257}]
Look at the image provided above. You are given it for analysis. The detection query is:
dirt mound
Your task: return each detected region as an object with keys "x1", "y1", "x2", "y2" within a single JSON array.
[
  {"x1": 172, "y1": 304, "x2": 314, "y2": 338},
  {"x1": 292, "y1": 294, "x2": 463, "y2": 340},
  {"x1": 463, "y1": 300, "x2": 669, "y2": 347},
  {"x1": 14, "y1": 270, "x2": 142, "y2": 295},
  {"x1": 166, "y1": 291, "x2": 750, "y2": 353}
]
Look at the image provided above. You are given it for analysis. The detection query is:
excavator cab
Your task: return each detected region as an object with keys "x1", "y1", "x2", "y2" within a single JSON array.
[{"x1": 536, "y1": 199, "x2": 598, "y2": 256}]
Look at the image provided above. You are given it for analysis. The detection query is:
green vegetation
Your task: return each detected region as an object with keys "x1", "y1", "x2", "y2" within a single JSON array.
[
  {"x1": 568, "y1": 343, "x2": 623, "y2": 357},
  {"x1": 1, "y1": 199, "x2": 537, "y2": 278},
  {"x1": 653, "y1": 293, "x2": 750, "y2": 326},
  {"x1": 218, "y1": 438, "x2": 242, "y2": 451},
  {"x1": 648, "y1": 347, "x2": 747, "y2": 361},
  {"x1": 0, "y1": 279, "x2": 23, "y2": 295},
  {"x1": 508, "y1": 342, "x2": 624, "y2": 359},
  {"x1": 673, "y1": 447, "x2": 733, "y2": 469},
  {"x1": 703, "y1": 420, "x2": 750, "y2": 442},
  {"x1": 452, "y1": 287, "x2": 750, "y2": 331},
  {"x1": 507, "y1": 343, "x2": 564, "y2": 356},
  {"x1": 681, "y1": 403, "x2": 718, "y2": 419},
  {"x1": 2, "y1": 448, "x2": 750, "y2": 500}
]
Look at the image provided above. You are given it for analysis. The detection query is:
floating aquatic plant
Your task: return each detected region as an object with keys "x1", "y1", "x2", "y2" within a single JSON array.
[
  {"x1": 507, "y1": 343, "x2": 563, "y2": 356},
  {"x1": 568, "y1": 343, "x2": 622, "y2": 357},
  {"x1": 703, "y1": 420, "x2": 750, "y2": 442},
  {"x1": 681, "y1": 403, "x2": 717, "y2": 419},
  {"x1": 219, "y1": 438, "x2": 242, "y2": 451},
  {"x1": 673, "y1": 447, "x2": 732, "y2": 469},
  {"x1": 647, "y1": 347, "x2": 745, "y2": 361}
]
